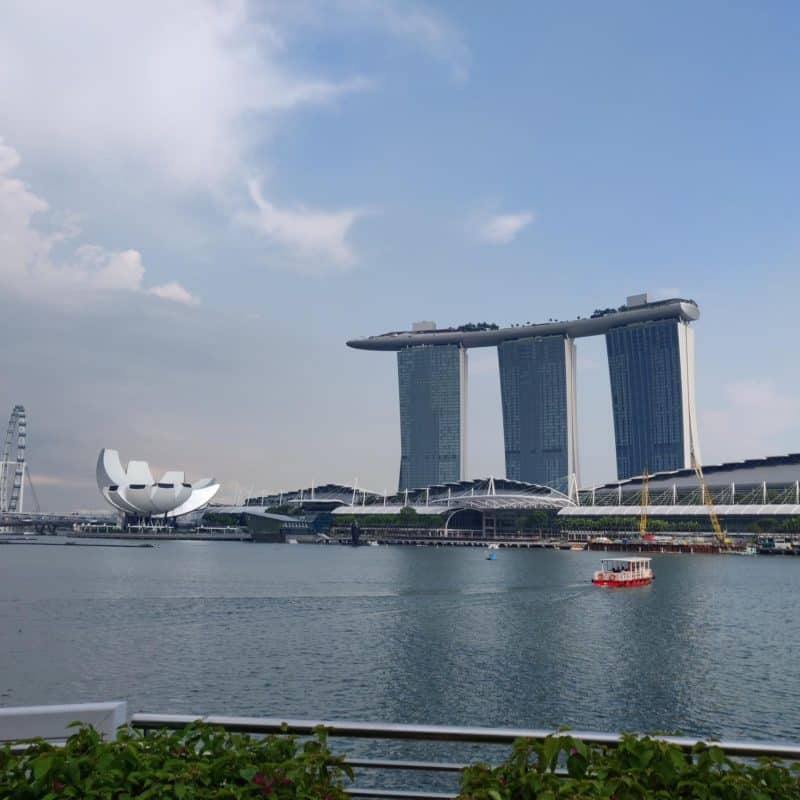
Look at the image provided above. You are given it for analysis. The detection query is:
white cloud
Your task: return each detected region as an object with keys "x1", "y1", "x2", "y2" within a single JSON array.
[
  {"x1": 351, "y1": 1, "x2": 470, "y2": 81},
  {"x1": 0, "y1": 1, "x2": 370, "y2": 191},
  {"x1": 0, "y1": 0, "x2": 383, "y2": 273},
  {"x1": 241, "y1": 178, "x2": 366, "y2": 269},
  {"x1": 149, "y1": 282, "x2": 201, "y2": 306},
  {"x1": 268, "y1": 0, "x2": 469, "y2": 81},
  {"x1": 0, "y1": 139, "x2": 195, "y2": 305},
  {"x1": 73, "y1": 246, "x2": 145, "y2": 292},
  {"x1": 702, "y1": 380, "x2": 799, "y2": 462},
  {"x1": 476, "y1": 211, "x2": 535, "y2": 245},
  {"x1": 31, "y1": 474, "x2": 95, "y2": 490},
  {"x1": 0, "y1": 1, "x2": 467, "y2": 279}
]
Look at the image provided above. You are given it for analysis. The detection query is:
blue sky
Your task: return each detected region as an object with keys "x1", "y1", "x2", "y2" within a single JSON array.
[{"x1": 1, "y1": 1, "x2": 799, "y2": 508}]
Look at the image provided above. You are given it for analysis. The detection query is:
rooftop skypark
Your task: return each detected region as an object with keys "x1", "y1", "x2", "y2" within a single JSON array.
[{"x1": 346, "y1": 296, "x2": 699, "y2": 351}]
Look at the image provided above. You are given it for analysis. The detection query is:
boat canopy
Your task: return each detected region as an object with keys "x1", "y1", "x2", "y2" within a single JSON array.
[{"x1": 599, "y1": 557, "x2": 651, "y2": 566}]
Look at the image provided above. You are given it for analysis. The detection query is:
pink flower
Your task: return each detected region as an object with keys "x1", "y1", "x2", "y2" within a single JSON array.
[{"x1": 253, "y1": 773, "x2": 277, "y2": 797}]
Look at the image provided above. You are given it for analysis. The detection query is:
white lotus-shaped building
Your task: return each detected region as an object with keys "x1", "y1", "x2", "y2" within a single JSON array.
[{"x1": 96, "y1": 449, "x2": 220, "y2": 518}]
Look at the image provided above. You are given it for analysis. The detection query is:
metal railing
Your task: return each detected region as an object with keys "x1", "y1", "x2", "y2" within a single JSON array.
[{"x1": 130, "y1": 713, "x2": 800, "y2": 800}]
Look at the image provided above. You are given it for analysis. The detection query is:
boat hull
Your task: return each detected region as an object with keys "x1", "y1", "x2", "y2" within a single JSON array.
[{"x1": 592, "y1": 576, "x2": 652, "y2": 587}]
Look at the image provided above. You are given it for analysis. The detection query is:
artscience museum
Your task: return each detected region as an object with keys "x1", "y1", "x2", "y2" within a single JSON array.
[{"x1": 96, "y1": 448, "x2": 220, "y2": 520}]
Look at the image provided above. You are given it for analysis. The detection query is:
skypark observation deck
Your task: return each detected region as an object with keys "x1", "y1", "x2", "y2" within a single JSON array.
[
  {"x1": 346, "y1": 299, "x2": 699, "y2": 350},
  {"x1": 347, "y1": 296, "x2": 701, "y2": 490}
]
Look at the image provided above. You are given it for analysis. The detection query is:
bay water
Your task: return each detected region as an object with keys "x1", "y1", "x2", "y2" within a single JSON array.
[{"x1": 1, "y1": 540, "x2": 798, "y2": 742}]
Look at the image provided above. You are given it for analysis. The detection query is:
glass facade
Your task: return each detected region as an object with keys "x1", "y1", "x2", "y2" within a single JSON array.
[
  {"x1": 606, "y1": 320, "x2": 688, "y2": 480},
  {"x1": 498, "y1": 336, "x2": 576, "y2": 490},
  {"x1": 397, "y1": 344, "x2": 466, "y2": 490}
]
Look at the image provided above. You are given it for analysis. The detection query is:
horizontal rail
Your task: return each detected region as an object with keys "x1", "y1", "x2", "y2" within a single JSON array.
[
  {"x1": 349, "y1": 790, "x2": 455, "y2": 800},
  {"x1": 130, "y1": 713, "x2": 800, "y2": 759},
  {"x1": 347, "y1": 759, "x2": 467, "y2": 773}
]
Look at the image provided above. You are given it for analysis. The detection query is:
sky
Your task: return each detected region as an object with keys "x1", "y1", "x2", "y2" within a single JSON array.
[{"x1": 2, "y1": 0, "x2": 800, "y2": 510}]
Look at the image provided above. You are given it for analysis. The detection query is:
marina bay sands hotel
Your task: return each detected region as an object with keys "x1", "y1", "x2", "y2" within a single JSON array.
[{"x1": 347, "y1": 294, "x2": 701, "y2": 491}]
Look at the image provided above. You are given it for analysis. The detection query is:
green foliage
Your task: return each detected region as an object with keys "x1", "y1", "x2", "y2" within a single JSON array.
[
  {"x1": 747, "y1": 516, "x2": 800, "y2": 533},
  {"x1": 558, "y1": 516, "x2": 706, "y2": 533},
  {"x1": 456, "y1": 322, "x2": 499, "y2": 332},
  {"x1": 459, "y1": 734, "x2": 800, "y2": 800},
  {"x1": 5, "y1": 726, "x2": 800, "y2": 799},
  {"x1": 557, "y1": 516, "x2": 638, "y2": 532},
  {"x1": 512, "y1": 511, "x2": 553, "y2": 531},
  {"x1": 0, "y1": 723, "x2": 352, "y2": 800},
  {"x1": 333, "y1": 512, "x2": 445, "y2": 529}
]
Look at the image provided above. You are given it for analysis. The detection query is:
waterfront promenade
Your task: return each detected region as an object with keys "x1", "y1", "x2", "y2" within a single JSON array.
[
  {"x1": 69, "y1": 526, "x2": 251, "y2": 541},
  {"x1": 327, "y1": 526, "x2": 763, "y2": 554}
]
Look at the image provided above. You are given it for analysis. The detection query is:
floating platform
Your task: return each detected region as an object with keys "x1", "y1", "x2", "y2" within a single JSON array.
[{"x1": 0, "y1": 539, "x2": 153, "y2": 548}]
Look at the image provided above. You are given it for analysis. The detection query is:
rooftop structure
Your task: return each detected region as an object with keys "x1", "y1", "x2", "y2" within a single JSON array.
[
  {"x1": 245, "y1": 483, "x2": 384, "y2": 510},
  {"x1": 589, "y1": 452, "x2": 800, "y2": 492},
  {"x1": 96, "y1": 448, "x2": 220, "y2": 520},
  {"x1": 346, "y1": 298, "x2": 698, "y2": 351},
  {"x1": 243, "y1": 460, "x2": 800, "y2": 537},
  {"x1": 560, "y1": 453, "x2": 800, "y2": 530},
  {"x1": 246, "y1": 478, "x2": 572, "y2": 513}
]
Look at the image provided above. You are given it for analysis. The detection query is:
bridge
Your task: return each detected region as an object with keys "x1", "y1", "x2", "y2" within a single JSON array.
[{"x1": 0, "y1": 511, "x2": 117, "y2": 533}]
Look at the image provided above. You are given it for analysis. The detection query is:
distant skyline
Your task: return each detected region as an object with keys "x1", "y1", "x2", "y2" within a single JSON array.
[{"x1": 2, "y1": 1, "x2": 800, "y2": 509}]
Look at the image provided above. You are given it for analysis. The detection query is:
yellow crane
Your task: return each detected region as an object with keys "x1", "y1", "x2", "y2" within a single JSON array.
[
  {"x1": 639, "y1": 469, "x2": 649, "y2": 538},
  {"x1": 691, "y1": 454, "x2": 730, "y2": 548},
  {"x1": 684, "y1": 396, "x2": 729, "y2": 549}
]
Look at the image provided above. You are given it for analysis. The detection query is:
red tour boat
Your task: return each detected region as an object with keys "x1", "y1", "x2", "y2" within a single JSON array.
[{"x1": 592, "y1": 557, "x2": 653, "y2": 587}]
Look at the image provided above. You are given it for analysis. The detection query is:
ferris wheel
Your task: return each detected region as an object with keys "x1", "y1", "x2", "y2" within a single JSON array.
[{"x1": 0, "y1": 405, "x2": 27, "y2": 513}]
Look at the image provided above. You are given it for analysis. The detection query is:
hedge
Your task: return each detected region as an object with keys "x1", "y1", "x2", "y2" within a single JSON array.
[{"x1": 3, "y1": 724, "x2": 799, "y2": 799}]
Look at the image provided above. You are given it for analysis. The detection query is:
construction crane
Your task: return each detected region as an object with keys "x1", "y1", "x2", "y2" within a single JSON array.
[
  {"x1": 691, "y1": 453, "x2": 729, "y2": 548},
  {"x1": 639, "y1": 469, "x2": 649, "y2": 538}
]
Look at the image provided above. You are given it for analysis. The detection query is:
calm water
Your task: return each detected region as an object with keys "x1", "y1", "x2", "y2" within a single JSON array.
[{"x1": 1, "y1": 540, "x2": 799, "y2": 742}]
